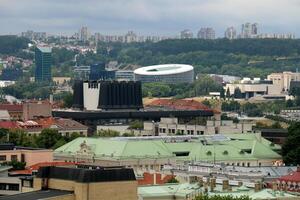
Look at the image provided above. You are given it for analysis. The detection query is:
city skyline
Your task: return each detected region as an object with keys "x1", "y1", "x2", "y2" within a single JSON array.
[{"x1": 0, "y1": 0, "x2": 299, "y2": 37}]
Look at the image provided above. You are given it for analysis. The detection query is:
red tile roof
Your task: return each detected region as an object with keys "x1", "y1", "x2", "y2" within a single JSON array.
[
  {"x1": 0, "y1": 121, "x2": 19, "y2": 129},
  {"x1": 278, "y1": 167, "x2": 300, "y2": 183},
  {"x1": 0, "y1": 104, "x2": 22, "y2": 112},
  {"x1": 137, "y1": 172, "x2": 175, "y2": 185}
]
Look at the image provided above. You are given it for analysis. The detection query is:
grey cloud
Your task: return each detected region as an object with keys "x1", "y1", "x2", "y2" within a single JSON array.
[{"x1": 0, "y1": 0, "x2": 299, "y2": 36}]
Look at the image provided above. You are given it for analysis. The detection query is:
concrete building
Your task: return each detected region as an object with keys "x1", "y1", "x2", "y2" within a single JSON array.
[
  {"x1": 225, "y1": 26, "x2": 237, "y2": 39},
  {"x1": 134, "y1": 64, "x2": 194, "y2": 84},
  {"x1": 180, "y1": 29, "x2": 193, "y2": 39},
  {"x1": 35, "y1": 46, "x2": 52, "y2": 82},
  {"x1": 197, "y1": 28, "x2": 215, "y2": 39},
  {"x1": 115, "y1": 70, "x2": 134, "y2": 81},
  {"x1": 54, "y1": 134, "x2": 282, "y2": 171},
  {"x1": 143, "y1": 117, "x2": 254, "y2": 135},
  {"x1": 76, "y1": 80, "x2": 143, "y2": 111},
  {"x1": 0, "y1": 144, "x2": 53, "y2": 167},
  {"x1": 0, "y1": 166, "x2": 137, "y2": 200},
  {"x1": 22, "y1": 100, "x2": 52, "y2": 121},
  {"x1": 267, "y1": 71, "x2": 300, "y2": 93},
  {"x1": 224, "y1": 78, "x2": 281, "y2": 99}
]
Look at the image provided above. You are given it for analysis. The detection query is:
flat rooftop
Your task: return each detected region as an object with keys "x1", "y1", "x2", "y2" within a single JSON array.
[{"x1": 0, "y1": 189, "x2": 72, "y2": 200}]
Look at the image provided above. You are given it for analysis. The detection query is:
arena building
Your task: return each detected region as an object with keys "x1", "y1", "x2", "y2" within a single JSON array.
[{"x1": 134, "y1": 64, "x2": 194, "y2": 84}]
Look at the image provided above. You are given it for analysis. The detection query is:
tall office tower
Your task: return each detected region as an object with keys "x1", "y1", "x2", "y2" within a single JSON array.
[
  {"x1": 180, "y1": 29, "x2": 193, "y2": 39},
  {"x1": 197, "y1": 28, "x2": 216, "y2": 39},
  {"x1": 79, "y1": 26, "x2": 90, "y2": 42},
  {"x1": 224, "y1": 27, "x2": 237, "y2": 39},
  {"x1": 35, "y1": 46, "x2": 52, "y2": 82}
]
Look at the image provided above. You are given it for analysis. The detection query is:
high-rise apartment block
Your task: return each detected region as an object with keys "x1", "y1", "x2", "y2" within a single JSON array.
[
  {"x1": 224, "y1": 27, "x2": 237, "y2": 39},
  {"x1": 241, "y1": 23, "x2": 258, "y2": 38},
  {"x1": 79, "y1": 26, "x2": 90, "y2": 42},
  {"x1": 35, "y1": 46, "x2": 52, "y2": 82},
  {"x1": 197, "y1": 28, "x2": 215, "y2": 39},
  {"x1": 180, "y1": 29, "x2": 193, "y2": 39}
]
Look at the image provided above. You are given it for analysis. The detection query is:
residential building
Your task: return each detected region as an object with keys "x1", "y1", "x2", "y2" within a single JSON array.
[
  {"x1": 0, "y1": 104, "x2": 22, "y2": 120},
  {"x1": 125, "y1": 31, "x2": 138, "y2": 43},
  {"x1": 54, "y1": 133, "x2": 282, "y2": 172},
  {"x1": 35, "y1": 46, "x2": 52, "y2": 82},
  {"x1": 224, "y1": 27, "x2": 237, "y2": 39},
  {"x1": 138, "y1": 181, "x2": 298, "y2": 200},
  {"x1": 79, "y1": 26, "x2": 90, "y2": 42},
  {"x1": 241, "y1": 23, "x2": 258, "y2": 38},
  {"x1": 277, "y1": 167, "x2": 300, "y2": 193},
  {"x1": 23, "y1": 100, "x2": 52, "y2": 121},
  {"x1": 267, "y1": 71, "x2": 300, "y2": 93},
  {"x1": 197, "y1": 28, "x2": 215, "y2": 39},
  {"x1": 0, "y1": 110, "x2": 10, "y2": 121},
  {"x1": 180, "y1": 29, "x2": 193, "y2": 39},
  {"x1": 0, "y1": 144, "x2": 53, "y2": 167}
]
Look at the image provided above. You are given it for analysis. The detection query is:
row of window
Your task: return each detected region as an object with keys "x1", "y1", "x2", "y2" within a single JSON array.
[
  {"x1": 0, "y1": 183, "x2": 19, "y2": 191},
  {"x1": 0, "y1": 155, "x2": 18, "y2": 161},
  {"x1": 159, "y1": 128, "x2": 204, "y2": 135}
]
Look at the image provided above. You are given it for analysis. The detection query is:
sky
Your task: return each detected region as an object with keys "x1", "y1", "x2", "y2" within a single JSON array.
[{"x1": 0, "y1": 0, "x2": 299, "y2": 37}]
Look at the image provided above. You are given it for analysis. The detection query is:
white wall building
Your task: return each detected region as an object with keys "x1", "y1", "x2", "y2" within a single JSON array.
[{"x1": 267, "y1": 71, "x2": 300, "y2": 93}]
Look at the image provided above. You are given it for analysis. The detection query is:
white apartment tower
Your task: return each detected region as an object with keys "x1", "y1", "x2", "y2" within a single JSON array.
[
  {"x1": 225, "y1": 27, "x2": 237, "y2": 39},
  {"x1": 180, "y1": 29, "x2": 193, "y2": 39},
  {"x1": 79, "y1": 26, "x2": 90, "y2": 42},
  {"x1": 241, "y1": 23, "x2": 258, "y2": 38},
  {"x1": 197, "y1": 28, "x2": 215, "y2": 39}
]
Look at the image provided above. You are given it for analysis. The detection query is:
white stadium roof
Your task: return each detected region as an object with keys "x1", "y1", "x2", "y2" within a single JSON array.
[{"x1": 134, "y1": 64, "x2": 194, "y2": 76}]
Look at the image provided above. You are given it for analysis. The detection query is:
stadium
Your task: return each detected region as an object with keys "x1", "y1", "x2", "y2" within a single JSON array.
[{"x1": 134, "y1": 64, "x2": 194, "y2": 84}]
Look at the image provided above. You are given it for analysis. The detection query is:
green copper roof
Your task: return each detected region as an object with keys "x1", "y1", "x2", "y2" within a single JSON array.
[{"x1": 54, "y1": 134, "x2": 281, "y2": 162}]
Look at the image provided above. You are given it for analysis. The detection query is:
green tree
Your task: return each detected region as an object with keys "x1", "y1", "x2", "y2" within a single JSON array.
[
  {"x1": 233, "y1": 87, "x2": 243, "y2": 99},
  {"x1": 286, "y1": 99, "x2": 294, "y2": 108},
  {"x1": 95, "y1": 130, "x2": 120, "y2": 137},
  {"x1": 226, "y1": 88, "x2": 231, "y2": 99},
  {"x1": 282, "y1": 122, "x2": 300, "y2": 165},
  {"x1": 37, "y1": 129, "x2": 62, "y2": 149},
  {"x1": 220, "y1": 87, "x2": 225, "y2": 99},
  {"x1": 166, "y1": 177, "x2": 179, "y2": 183},
  {"x1": 129, "y1": 120, "x2": 143, "y2": 130}
]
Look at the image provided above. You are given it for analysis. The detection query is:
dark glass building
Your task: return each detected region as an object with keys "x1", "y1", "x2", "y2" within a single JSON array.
[
  {"x1": 35, "y1": 46, "x2": 52, "y2": 82},
  {"x1": 89, "y1": 62, "x2": 115, "y2": 80}
]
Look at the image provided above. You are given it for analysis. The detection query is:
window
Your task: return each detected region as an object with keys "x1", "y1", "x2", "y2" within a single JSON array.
[
  {"x1": 247, "y1": 163, "x2": 250, "y2": 167},
  {"x1": 191, "y1": 130, "x2": 194, "y2": 135},
  {"x1": 11, "y1": 155, "x2": 17, "y2": 161},
  {"x1": 80, "y1": 132, "x2": 83, "y2": 136},
  {"x1": 0, "y1": 183, "x2": 6, "y2": 190},
  {"x1": 174, "y1": 152, "x2": 190, "y2": 157},
  {"x1": 206, "y1": 151, "x2": 212, "y2": 156},
  {"x1": 8, "y1": 184, "x2": 19, "y2": 191},
  {"x1": 0, "y1": 155, "x2": 6, "y2": 161}
]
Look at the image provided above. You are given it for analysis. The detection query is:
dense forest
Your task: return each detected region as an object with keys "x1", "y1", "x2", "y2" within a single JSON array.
[
  {"x1": 0, "y1": 35, "x2": 30, "y2": 54},
  {"x1": 77, "y1": 38, "x2": 300, "y2": 78}
]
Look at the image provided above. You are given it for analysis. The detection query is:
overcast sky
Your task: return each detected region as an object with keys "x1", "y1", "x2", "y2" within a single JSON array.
[{"x1": 0, "y1": 0, "x2": 299, "y2": 37}]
